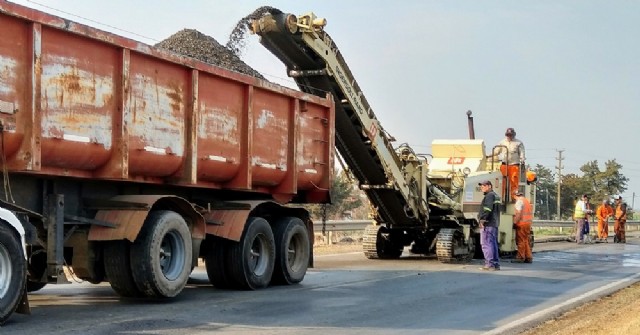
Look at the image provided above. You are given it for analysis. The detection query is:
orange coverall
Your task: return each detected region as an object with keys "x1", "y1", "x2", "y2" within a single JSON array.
[
  {"x1": 614, "y1": 201, "x2": 627, "y2": 243},
  {"x1": 500, "y1": 164, "x2": 520, "y2": 200},
  {"x1": 514, "y1": 196, "x2": 533, "y2": 261},
  {"x1": 595, "y1": 204, "x2": 613, "y2": 239}
]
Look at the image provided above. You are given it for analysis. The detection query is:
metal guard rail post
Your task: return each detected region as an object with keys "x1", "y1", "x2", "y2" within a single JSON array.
[{"x1": 314, "y1": 220, "x2": 640, "y2": 232}]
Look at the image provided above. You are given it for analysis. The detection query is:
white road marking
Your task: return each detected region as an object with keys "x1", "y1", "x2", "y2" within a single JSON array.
[{"x1": 484, "y1": 271, "x2": 640, "y2": 335}]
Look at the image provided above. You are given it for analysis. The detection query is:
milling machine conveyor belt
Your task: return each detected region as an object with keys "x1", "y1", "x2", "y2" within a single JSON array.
[{"x1": 254, "y1": 13, "x2": 421, "y2": 228}]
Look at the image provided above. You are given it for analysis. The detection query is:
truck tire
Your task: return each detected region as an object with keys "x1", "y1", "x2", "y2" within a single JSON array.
[
  {"x1": 130, "y1": 210, "x2": 192, "y2": 298},
  {"x1": 104, "y1": 240, "x2": 142, "y2": 297},
  {"x1": 270, "y1": 217, "x2": 309, "y2": 285},
  {"x1": 204, "y1": 237, "x2": 233, "y2": 289},
  {"x1": 227, "y1": 217, "x2": 275, "y2": 290},
  {"x1": 0, "y1": 224, "x2": 27, "y2": 325}
]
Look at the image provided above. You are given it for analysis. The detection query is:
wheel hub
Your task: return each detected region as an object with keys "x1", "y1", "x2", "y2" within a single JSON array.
[
  {"x1": 0, "y1": 242, "x2": 11, "y2": 298},
  {"x1": 159, "y1": 230, "x2": 185, "y2": 281}
]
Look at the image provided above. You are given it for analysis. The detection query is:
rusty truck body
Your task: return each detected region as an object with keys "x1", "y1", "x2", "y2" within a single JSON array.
[{"x1": 0, "y1": 1, "x2": 334, "y2": 324}]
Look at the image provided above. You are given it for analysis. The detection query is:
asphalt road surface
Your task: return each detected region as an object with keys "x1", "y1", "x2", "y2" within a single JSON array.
[{"x1": 5, "y1": 237, "x2": 640, "y2": 335}]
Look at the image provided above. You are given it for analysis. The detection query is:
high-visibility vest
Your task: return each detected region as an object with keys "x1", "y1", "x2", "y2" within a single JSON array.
[
  {"x1": 519, "y1": 198, "x2": 533, "y2": 224},
  {"x1": 574, "y1": 201, "x2": 586, "y2": 219},
  {"x1": 616, "y1": 204, "x2": 627, "y2": 220}
]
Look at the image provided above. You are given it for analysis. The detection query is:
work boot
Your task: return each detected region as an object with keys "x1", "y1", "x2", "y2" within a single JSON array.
[
  {"x1": 510, "y1": 259, "x2": 525, "y2": 263},
  {"x1": 524, "y1": 259, "x2": 533, "y2": 263},
  {"x1": 480, "y1": 266, "x2": 499, "y2": 271}
]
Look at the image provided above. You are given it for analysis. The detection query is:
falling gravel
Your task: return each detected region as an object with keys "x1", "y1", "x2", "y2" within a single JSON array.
[
  {"x1": 154, "y1": 6, "x2": 284, "y2": 81},
  {"x1": 226, "y1": 6, "x2": 282, "y2": 57},
  {"x1": 155, "y1": 29, "x2": 265, "y2": 79}
]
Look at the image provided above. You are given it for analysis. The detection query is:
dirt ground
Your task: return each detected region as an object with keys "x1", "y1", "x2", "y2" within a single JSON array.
[
  {"x1": 520, "y1": 281, "x2": 640, "y2": 335},
  {"x1": 314, "y1": 241, "x2": 640, "y2": 335}
]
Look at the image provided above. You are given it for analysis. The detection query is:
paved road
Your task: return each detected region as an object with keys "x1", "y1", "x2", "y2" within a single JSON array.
[{"x1": 5, "y1": 237, "x2": 640, "y2": 335}]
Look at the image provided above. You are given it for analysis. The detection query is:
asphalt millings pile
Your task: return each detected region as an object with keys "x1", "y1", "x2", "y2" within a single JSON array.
[
  {"x1": 154, "y1": 6, "x2": 283, "y2": 81},
  {"x1": 155, "y1": 29, "x2": 265, "y2": 79}
]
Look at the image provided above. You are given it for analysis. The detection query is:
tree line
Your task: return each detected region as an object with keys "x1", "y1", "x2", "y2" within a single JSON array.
[
  {"x1": 304, "y1": 159, "x2": 631, "y2": 221},
  {"x1": 531, "y1": 159, "x2": 630, "y2": 220}
]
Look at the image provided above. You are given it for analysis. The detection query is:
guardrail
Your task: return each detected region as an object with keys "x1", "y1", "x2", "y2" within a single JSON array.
[{"x1": 313, "y1": 220, "x2": 640, "y2": 233}]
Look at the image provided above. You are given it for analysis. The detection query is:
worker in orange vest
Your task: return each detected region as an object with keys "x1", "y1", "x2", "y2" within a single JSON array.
[
  {"x1": 487, "y1": 127, "x2": 525, "y2": 201},
  {"x1": 613, "y1": 195, "x2": 628, "y2": 243},
  {"x1": 595, "y1": 199, "x2": 613, "y2": 242},
  {"x1": 511, "y1": 191, "x2": 533, "y2": 263}
]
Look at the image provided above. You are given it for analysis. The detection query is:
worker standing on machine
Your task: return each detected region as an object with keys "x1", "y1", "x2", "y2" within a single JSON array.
[{"x1": 487, "y1": 127, "x2": 526, "y2": 201}]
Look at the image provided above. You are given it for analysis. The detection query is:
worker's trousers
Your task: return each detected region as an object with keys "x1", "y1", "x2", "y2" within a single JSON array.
[
  {"x1": 597, "y1": 220, "x2": 609, "y2": 239},
  {"x1": 575, "y1": 218, "x2": 586, "y2": 243},
  {"x1": 514, "y1": 222, "x2": 532, "y2": 261},
  {"x1": 499, "y1": 164, "x2": 520, "y2": 200},
  {"x1": 481, "y1": 226, "x2": 500, "y2": 268},
  {"x1": 614, "y1": 219, "x2": 626, "y2": 243}
]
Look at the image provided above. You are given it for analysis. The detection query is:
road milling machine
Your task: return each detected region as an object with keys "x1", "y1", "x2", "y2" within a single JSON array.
[{"x1": 250, "y1": 12, "x2": 535, "y2": 262}]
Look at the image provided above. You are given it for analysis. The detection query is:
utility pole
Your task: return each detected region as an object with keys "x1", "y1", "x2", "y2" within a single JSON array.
[
  {"x1": 556, "y1": 149, "x2": 564, "y2": 219},
  {"x1": 546, "y1": 191, "x2": 550, "y2": 220}
]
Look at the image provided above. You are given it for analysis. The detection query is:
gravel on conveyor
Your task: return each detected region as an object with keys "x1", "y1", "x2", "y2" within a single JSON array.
[{"x1": 226, "y1": 6, "x2": 282, "y2": 57}]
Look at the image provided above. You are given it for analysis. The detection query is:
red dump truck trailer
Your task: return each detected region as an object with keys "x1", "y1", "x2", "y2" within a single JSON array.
[{"x1": 0, "y1": 1, "x2": 334, "y2": 324}]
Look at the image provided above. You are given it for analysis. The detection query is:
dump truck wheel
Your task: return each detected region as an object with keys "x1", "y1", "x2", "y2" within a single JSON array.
[
  {"x1": 270, "y1": 217, "x2": 309, "y2": 285},
  {"x1": 204, "y1": 237, "x2": 233, "y2": 289},
  {"x1": 0, "y1": 224, "x2": 27, "y2": 325},
  {"x1": 130, "y1": 211, "x2": 192, "y2": 298},
  {"x1": 227, "y1": 217, "x2": 275, "y2": 290},
  {"x1": 104, "y1": 240, "x2": 142, "y2": 297}
]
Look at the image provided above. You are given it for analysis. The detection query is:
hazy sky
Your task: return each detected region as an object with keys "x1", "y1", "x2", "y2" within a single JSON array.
[{"x1": 9, "y1": 0, "x2": 640, "y2": 205}]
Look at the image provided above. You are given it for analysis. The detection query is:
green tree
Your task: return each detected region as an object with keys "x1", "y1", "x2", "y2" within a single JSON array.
[
  {"x1": 559, "y1": 173, "x2": 590, "y2": 219},
  {"x1": 306, "y1": 169, "x2": 363, "y2": 220},
  {"x1": 601, "y1": 159, "x2": 628, "y2": 196},
  {"x1": 557, "y1": 159, "x2": 628, "y2": 219},
  {"x1": 531, "y1": 164, "x2": 556, "y2": 219}
]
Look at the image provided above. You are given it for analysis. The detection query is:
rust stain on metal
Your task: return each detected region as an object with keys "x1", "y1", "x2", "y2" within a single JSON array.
[
  {"x1": 199, "y1": 106, "x2": 239, "y2": 144},
  {"x1": 166, "y1": 82, "x2": 184, "y2": 115},
  {"x1": 88, "y1": 195, "x2": 205, "y2": 241},
  {"x1": 89, "y1": 210, "x2": 147, "y2": 242},
  {"x1": 61, "y1": 72, "x2": 82, "y2": 92},
  {"x1": 203, "y1": 209, "x2": 249, "y2": 241},
  {"x1": 0, "y1": 1, "x2": 333, "y2": 202}
]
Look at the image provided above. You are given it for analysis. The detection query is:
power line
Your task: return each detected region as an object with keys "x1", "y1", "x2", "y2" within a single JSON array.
[{"x1": 25, "y1": 0, "x2": 160, "y2": 42}]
